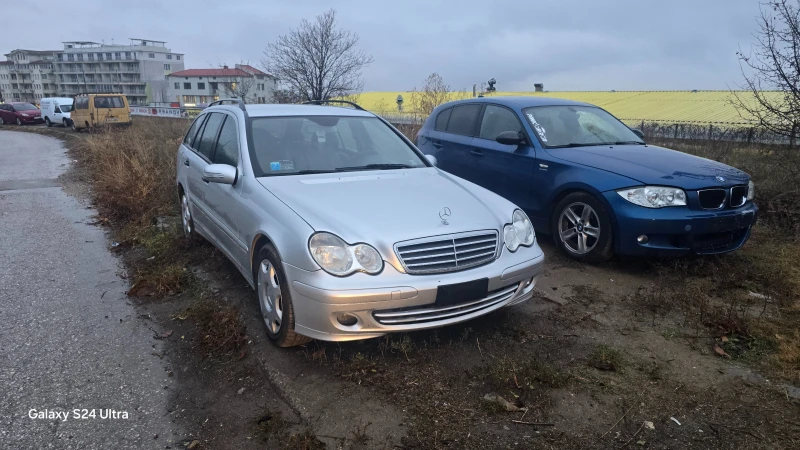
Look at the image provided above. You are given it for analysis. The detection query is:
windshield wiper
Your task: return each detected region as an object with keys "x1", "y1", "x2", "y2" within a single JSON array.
[
  {"x1": 334, "y1": 163, "x2": 415, "y2": 171},
  {"x1": 547, "y1": 143, "x2": 608, "y2": 148},
  {"x1": 613, "y1": 141, "x2": 646, "y2": 145}
]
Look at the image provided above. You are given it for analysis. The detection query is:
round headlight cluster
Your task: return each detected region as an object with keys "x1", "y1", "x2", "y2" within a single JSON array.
[
  {"x1": 309, "y1": 232, "x2": 383, "y2": 276},
  {"x1": 504, "y1": 209, "x2": 535, "y2": 252}
]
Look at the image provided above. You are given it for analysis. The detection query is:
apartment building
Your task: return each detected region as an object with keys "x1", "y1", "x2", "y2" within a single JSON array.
[
  {"x1": 166, "y1": 64, "x2": 276, "y2": 107},
  {"x1": 0, "y1": 50, "x2": 59, "y2": 103},
  {"x1": 53, "y1": 39, "x2": 184, "y2": 105}
]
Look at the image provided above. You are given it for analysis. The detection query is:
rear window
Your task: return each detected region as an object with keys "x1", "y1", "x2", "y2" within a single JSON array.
[
  {"x1": 446, "y1": 104, "x2": 482, "y2": 136},
  {"x1": 434, "y1": 108, "x2": 452, "y2": 131},
  {"x1": 93, "y1": 96, "x2": 125, "y2": 108}
]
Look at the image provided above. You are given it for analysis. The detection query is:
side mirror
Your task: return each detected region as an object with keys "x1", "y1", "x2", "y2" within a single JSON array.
[
  {"x1": 425, "y1": 154, "x2": 438, "y2": 166},
  {"x1": 202, "y1": 164, "x2": 237, "y2": 185},
  {"x1": 496, "y1": 131, "x2": 525, "y2": 146},
  {"x1": 630, "y1": 128, "x2": 644, "y2": 140}
]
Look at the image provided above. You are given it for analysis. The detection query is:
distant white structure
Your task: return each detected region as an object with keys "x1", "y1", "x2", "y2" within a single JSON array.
[
  {"x1": 0, "y1": 49, "x2": 59, "y2": 103},
  {"x1": 53, "y1": 39, "x2": 185, "y2": 105},
  {"x1": 166, "y1": 64, "x2": 276, "y2": 107}
]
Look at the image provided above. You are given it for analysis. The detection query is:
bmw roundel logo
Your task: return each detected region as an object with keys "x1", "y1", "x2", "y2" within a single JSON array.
[{"x1": 716, "y1": 176, "x2": 726, "y2": 182}]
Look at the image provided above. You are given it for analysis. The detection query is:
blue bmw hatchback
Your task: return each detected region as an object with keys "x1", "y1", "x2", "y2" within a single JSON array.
[{"x1": 416, "y1": 97, "x2": 758, "y2": 261}]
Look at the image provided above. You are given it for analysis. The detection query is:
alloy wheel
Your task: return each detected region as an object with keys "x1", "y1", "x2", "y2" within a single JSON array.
[
  {"x1": 558, "y1": 202, "x2": 601, "y2": 254},
  {"x1": 16, "y1": 118, "x2": 22, "y2": 126},
  {"x1": 258, "y1": 260, "x2": 284, "y2": 334},
  {"x1": 180, "y1": 195, "x2": 192, "y2": 236}
]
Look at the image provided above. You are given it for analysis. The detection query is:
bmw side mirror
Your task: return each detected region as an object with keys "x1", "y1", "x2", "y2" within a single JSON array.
[
  {"x1": 425, "y1": 154, "x2": 438, "y2": 166},
  {"x1": 203, "y1": 164, "x2": 237, "y2": 185},
  {"x1": 630, "y1": 128, "x2": 644, "y2": 140},
  {"x1": 496, "y1": 131, "x2": 525, "y2": 146}
]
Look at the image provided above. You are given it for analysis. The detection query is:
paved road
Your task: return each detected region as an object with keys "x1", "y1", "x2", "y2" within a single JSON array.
[{"x1": 0, "y1": 131, "x2": 183, "y2": 448}]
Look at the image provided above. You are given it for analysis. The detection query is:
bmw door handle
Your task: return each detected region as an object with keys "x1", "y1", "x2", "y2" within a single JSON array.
[
  {"x1": 470, "y1": 149, "x2": 484, "y2": 156},
  {"x1": 431, "y1": 140, "x2": 443, "y2": 149},
  {"x1": 184, "y1": 159, "x2": 190, "y2": 166}
]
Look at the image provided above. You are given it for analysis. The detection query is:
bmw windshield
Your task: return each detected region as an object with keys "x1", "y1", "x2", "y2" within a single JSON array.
[
  {"x1": 248, "y1": 116, "x2": 428, "y2": 177},
  {"x1": 523, "y1": 105, "x2": 644, "y2": 148}
]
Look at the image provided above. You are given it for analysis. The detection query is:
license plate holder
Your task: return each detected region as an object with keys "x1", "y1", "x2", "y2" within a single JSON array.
[{"x1": 435, "y1": 278, "x2": 489, "y2": 307}]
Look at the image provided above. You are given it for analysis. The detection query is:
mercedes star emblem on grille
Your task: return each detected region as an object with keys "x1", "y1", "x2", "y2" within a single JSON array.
[
  {"x1": 716, "y1": 176, "x2": 726, "y2": 182},
  {"x1": 439, "y1": 207, "x2": 451, "y2": 225}
]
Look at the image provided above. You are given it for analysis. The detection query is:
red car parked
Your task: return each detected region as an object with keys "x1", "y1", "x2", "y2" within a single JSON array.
[{"x1": 0, "y1": 102, "x2": 43, "y2": 125}]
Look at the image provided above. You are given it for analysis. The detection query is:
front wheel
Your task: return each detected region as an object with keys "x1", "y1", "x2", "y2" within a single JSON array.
[
  {"x1": 16, "y1": 118, "x2": 23, "y2": 126},
  {"x1": 256, "y1": 245, "x2": 310, "y2": 347},
  {"x1": 552, "y1": 192, "x2": 614, "y2": 262}
]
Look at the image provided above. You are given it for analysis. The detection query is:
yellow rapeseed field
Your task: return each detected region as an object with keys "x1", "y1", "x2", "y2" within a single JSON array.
[{"x1": 354, "y1": 90, "x2": 783, "y2": 125}]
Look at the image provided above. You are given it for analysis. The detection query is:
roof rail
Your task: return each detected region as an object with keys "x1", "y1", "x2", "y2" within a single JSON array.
[
  {"x1": 209, "y1": 98, "x2": 247, "y2": 112},
  {"x1": 302, "y1": 99, "x2": 365, "y2": 111}
]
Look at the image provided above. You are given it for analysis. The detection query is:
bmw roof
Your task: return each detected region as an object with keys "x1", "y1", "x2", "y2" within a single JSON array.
[{"x1": 440, "y1": 96, "x2": 593, "y2": 109}]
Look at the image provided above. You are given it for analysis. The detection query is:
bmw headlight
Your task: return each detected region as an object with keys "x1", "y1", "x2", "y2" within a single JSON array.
[
  {"x1": 309, "y1": 232, "x2": 383, "y2": 276},
  {"x1": 616, "y1": 186, "x2": 687, "y2": 208},
  {"x1": 747, "y1": 180, "x2": 755, "y2": 201},
  {"x1": 504, "y1": 209, "x2": 535, "y2": 252}
]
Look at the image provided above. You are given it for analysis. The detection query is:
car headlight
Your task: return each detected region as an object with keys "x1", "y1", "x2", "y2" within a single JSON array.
[
  {"x1": 747, "y1": 180, "x2": 755, "y2": 201},
  {"x1": 308, "y1": 232, "x2": 383, "y2": 276},
  {"x1": 504, "y1": 209, "x2": 535, "y2": 252},
  {"x1": 616, "y1": 186, "x2": 687, "y2": 208}
]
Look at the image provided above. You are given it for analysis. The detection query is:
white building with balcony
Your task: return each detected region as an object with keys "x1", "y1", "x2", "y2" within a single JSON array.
[
  {"x1": 53, "y1": 39, "x2": 184, "y2": 105},
  {"x1": 166, "y1": 64, "x2": 276, "y2": 107},
  {"x1": 0, "y1": 50, "x2": 59, "y2": 104}
]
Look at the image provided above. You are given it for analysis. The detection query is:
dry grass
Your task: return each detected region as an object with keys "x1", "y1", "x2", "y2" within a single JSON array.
[{"x1": 75, "y1": 117, "x2": 188, "y2": 225}]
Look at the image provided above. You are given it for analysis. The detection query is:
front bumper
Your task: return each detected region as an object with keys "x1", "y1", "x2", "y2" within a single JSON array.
[
  {"x1": 603, "y1": 192, "x2": 759, "y2": 256},
  {"x1": 285, "y1": 244, "x2": 545, "y2": 341},
  {"x1": 19, "y1": 116, "x2": 43, "y2": 124}
]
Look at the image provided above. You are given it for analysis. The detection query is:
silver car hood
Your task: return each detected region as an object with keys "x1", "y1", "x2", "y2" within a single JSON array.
[{"x1": 257, "y1": 168, "x2": 510, "y2": 246}]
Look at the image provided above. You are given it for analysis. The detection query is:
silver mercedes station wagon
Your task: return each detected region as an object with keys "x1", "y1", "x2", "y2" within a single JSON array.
[{"x1": 176, "y1": 99, "x2": 545, "y2": 347}]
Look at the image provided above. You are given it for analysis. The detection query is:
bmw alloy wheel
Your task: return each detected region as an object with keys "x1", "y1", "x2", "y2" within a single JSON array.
[
  {"x1": 258, "y1": 260, "x2": 284, "y2": 334},
  {"x1": 558, "y1": 202, "x2": 601, "y2": 254}
]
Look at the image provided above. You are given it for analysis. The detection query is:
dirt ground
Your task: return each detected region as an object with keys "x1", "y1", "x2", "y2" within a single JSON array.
[{"x1": 19, "y1": 124, "x2": 800, "y2": 449}]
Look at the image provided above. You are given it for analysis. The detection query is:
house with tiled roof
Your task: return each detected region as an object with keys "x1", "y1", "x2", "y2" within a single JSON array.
[{"x1": 166, "y1": 63, "x2": 276, "y2": 107}]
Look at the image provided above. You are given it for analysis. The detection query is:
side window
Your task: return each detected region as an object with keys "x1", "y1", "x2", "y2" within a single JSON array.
[
  {"x1": 196, "y1": 113, "x2": 225, "y2": 160},
  {"x1": 183, "y1": 115, "x2": 207, "y2": 148},
  {"x1": 478, "y1": 105, "x2": 524, "y2": 141},
  {"x1": 434, "y1": 108, "x2": 452, "y2": 131},
  {"x1": 213, "y1": 116, "x2": 240, "y2": 167},
  {"x1": 446, "y1": 104, "x2": 482, "y2": 136},
  {"x1": 54, "y1": 105, "x2": 61, "y2": 113}
]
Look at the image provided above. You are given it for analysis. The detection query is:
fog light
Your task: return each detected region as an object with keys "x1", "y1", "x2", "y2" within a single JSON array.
[
  {"x1": 336, "y1": 313, "x2": 358, "y2": 326},
  {"x1": 637, "y1": 235, "x2": 649, "y2": 244}
]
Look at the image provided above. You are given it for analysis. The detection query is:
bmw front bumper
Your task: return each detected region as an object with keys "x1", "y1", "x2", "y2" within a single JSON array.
[
  {"x1": 284, "y1": 244, "x2": 545, "y2": 342},
  {"x1": 602, "y1": 192, "x2": 759, "y2": 256}
]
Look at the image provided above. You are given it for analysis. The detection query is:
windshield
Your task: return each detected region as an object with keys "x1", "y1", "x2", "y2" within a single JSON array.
[
  {"x1": 523, "y1": 105, "x2": 644, "y2": 148},
  {"x1": 248, "y1": 116, "x2": 428, "y2": 177},
  {"x1": 14, "y1": 103, "x2": 38, "y2": 111},
  {"x1": 59, "y1": 104, "x2": 74, "y2": 112}
]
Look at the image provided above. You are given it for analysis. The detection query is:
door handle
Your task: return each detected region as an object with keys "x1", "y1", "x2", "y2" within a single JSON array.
[
  {"x1": 431, "y1": 140, "x2": 443, "y2": 149},
  {"x1": 184, "y1": 159, "x2": 190, "y2": 166},
  {"x1": 470, "y1": 149, "x2": 484, "y2": 156}
]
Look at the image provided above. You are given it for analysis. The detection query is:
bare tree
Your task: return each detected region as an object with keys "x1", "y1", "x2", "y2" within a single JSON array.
[
  {"x1": 262, "y1": 9, "x2": 374, "y2": 101},
  {"x1": 733, "y1": 0, "x2": 800, "y2": 145},
  {"x1": 409, "y1": 73, "x2": 452, "y2": 118},
  {"x1": 216, "y1": 63, "x2": 258, "y2": 103}
]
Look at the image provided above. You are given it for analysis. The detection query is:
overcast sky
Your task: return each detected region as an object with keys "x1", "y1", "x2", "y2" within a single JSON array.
[{"x1": 6, "y1": 0, "x2": 762, "y2": 92}]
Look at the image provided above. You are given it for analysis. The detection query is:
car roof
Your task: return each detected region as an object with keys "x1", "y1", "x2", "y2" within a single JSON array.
[
  {"x1": 441, "y1": 96, "x2": 594, "y2": 109},
  {"x1": 214, "y1": 104, "x2": 376, "y2": 118}
]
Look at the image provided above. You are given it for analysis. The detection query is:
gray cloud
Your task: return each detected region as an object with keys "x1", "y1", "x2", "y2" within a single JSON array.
[{"x1": 5, "y1": 0, "x2": 761, "y2": 91}]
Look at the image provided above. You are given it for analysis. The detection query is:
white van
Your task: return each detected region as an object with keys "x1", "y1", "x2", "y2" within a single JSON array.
[{"x1": 39, "y1": 97, "x2": 74, "y2": 128}]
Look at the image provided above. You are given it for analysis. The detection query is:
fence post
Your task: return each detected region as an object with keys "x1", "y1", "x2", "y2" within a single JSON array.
[
  {"x1": 747, "y1": 127, "x2": 754, "y2": 144},
  {"x1": 792, "y1": 122, "x2": 798, "y2": 148},
  {"x1": 674, "y1": 123, "x2": 679, "y2": 139},
  {"x1": 708, "y1": 124, "x2": 713, "y2": 140}
]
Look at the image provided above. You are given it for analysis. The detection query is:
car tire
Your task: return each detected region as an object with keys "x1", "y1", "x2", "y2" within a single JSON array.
[
  {"x1": 255, "y1": 244, "x2": 311, "y2": 348},
  {"x1": 45, "y1": 117, "x2": 52, "y2": 127},
  {"x1": 551, "y1": 192, "x2": 614, "y2": 262},
  {"x1": 63, "y1": 119, "x2": 70, "y2": 128},
  {"x1": 180, "y1": 192, "x2": 200, "y2": 243},
  {"x1": 0, "y1": 117, "x2": 4, "y2": 125},
  {"x1": 16, "y1": 118, "x2": 23, "y2": 126}
]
